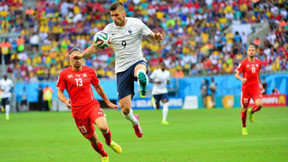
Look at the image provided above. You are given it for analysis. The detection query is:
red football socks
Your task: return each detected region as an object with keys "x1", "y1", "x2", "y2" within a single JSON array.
[
  {"x1": 241, "y1": 111, "x2": 247, "y2": 127},
  {"x1": 91, "y1": 142, "x2": 108, "y2": 157},
  {"x1": 102, "y1": 129, "x2": 112, "y2": 146},
  {"x1": 251, "y1": 106, "x2": 261, "y2": 113}
]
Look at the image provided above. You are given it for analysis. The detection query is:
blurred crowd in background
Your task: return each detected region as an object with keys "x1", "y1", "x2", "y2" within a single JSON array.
[{"x1": 0, "y1": 0, "x2": 287, "y2": 82}]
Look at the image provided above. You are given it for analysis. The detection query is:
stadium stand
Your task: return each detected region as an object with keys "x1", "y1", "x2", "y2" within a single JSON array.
[{"x1": 0, "y1": 0, "x2": 287, "y2": 82}]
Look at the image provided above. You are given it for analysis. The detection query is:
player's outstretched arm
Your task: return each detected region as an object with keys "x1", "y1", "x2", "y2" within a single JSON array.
[
  {"x1": 71, "y1": 44, "x2": 98, "y2": 60},
  {"x1": 57, "y1": 89, "x2": 72, "y2": 109},
  {"x1": 235, "y1": 72, "x2": 246, "y2": 83},
  {"x1": 93, "y1": 84, "x2": 118, "y2": 109}
]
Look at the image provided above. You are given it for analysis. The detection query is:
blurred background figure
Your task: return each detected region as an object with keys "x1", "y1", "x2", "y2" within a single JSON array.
[
  {"x1": 43, "y1": 85, "x2": 53, "y2": 111},
  {"x1": 0, "y1": 75, "x2": 13, "y2": 120},
  {"x1": 174, "y1": 67, "x2": 184, "y2": 78},
  {"x1": 262, "y1": 78, "x2": 268, "y2": 95},
  {"x1": 0, "y1": 39, "x2": 12, "y2": 65},
  {"x1": 20, "y1": 87, "x2": 28, "y2": 112},
  {"x1": 37, "y1": 85, "x2": 43, "y2": 111},
  {"x1": 150, "y1": 62, "x2": 170, "y2": 125},
  {"x1": 200, "y1": 79, "x2": 209, "y2": 108},
  {"x1": 272, "y1": 87, "x2": 280, "y2": 95},
  {"x1": 209, "y1": 77, "x2": 217, "y2": 108}
]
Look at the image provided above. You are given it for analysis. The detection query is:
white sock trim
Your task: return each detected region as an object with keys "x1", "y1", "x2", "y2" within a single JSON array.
[
  {"x1": 103, "y1": 128, "x2": 109, "y2": 134},
  {"x1": 123, "y1": 109, "x2": 138, "y2": 126},
  {"x1": 162, "y1": 103, "x2": 169, "y2": 121},
  {"x1": 5, "y1": 105, "x2": 10, "y2": 116}
]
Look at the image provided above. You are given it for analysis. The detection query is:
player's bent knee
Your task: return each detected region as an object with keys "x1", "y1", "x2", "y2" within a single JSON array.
[
  {"x1": 256, "y1": 100, "x2": 263, "y2": 108},
  {"x1": 156, "y1": 104, "x2": 160, "y2": 109},
  {"x1": 257, "y1": 103, "x2": 263, "y2": 109},
  {"x1": 242, "y1": 107, "x2": 248, "y2": 112},
  {"x1": 99, "y1": 126, "x2": 109, "y2": 133},
  {"x1": 121, "y1": 107, "x2": 130, "y2": 115},
  {"x1": 89, "y1": 134, "x2": 99, "y2": 144},
  {"x1": 96, "y1": 121, "x2": 109, "y2": 133},
  {"x1": 119, "y1": 102, "x2": 131, "y2": 115}
]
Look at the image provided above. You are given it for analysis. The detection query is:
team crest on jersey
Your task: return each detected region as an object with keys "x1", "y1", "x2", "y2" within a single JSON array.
[
  {"x1": 67, "y1": 74, "x2": 73, "y2": 78},
  {"x1": 246, "y1": 64, "x2": 250, "y2": 67},
  {"x1": 256, "y1": 64, "x2": 259, "y2": 67},
  {"x1": 128, "y1": 28, "x2": 132, "y2": 34},
  {"x1": 83, "y1": 73, "x2": 87, "y2": 77}
]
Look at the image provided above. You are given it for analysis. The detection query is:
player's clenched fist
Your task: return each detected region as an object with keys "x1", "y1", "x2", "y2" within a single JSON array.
[
  {"x1": 65, "y1": 99, "x2": 72, "y2": 109},
  {"x1": 107, "y1": 102, "x2": 118, "y2": 109}
]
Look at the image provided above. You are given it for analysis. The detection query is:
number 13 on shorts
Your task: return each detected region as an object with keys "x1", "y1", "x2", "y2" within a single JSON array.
[{"x1": 79, "y1": 126, "x2": 87, "y2": 133}]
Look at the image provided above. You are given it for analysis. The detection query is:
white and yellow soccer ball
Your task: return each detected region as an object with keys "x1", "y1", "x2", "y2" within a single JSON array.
[{"x1": 93, "y1": 31, "x2": 111, "y2": 49}]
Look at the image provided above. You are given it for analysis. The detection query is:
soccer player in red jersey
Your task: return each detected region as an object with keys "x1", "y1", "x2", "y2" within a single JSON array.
[
  {"x1": 57, "y1": 47, "x2": 122, "y2": 162},
  {"x1": 235, "y1": 45, "x2": 264, "y2": 135}
]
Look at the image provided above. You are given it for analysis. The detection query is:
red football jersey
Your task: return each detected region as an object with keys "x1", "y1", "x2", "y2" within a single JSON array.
[
  {"x1": 235, "y1": 58, "x2": 262, "y2": 91},
  {"x1": 56, "y1": 66, "x2": 99, "y2": 108}
]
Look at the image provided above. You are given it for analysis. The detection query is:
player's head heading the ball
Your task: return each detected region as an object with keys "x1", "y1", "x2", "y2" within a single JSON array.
[
  {"x1": 109, "y1": 2, "x2": 126, "y2": 26},
  {"x1": 109, "y1": 2, "x2": 124, "y2": 11}
]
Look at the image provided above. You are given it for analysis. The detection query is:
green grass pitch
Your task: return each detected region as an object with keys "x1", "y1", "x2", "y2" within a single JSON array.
[{"x1": 0, "y1": 107, "x2": 287, "y2": 162}]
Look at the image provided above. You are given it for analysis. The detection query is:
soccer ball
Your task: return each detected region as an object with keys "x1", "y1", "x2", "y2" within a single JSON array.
[{"x1": 93, "y1": 31, "x2": 111, "y2": 49}]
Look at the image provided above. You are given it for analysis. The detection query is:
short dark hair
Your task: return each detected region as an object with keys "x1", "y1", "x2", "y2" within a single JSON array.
[
  {"x1": 109, "y1": 2, "x2": 124, "y2": 11},
  {"x1": 69, "y1": 47, "x2": 81, "y2": 55}
]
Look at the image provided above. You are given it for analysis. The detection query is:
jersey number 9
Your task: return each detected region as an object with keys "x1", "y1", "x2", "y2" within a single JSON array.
[{"x1": 122, "y1": 41, "x2": 127, "y2": 49}]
